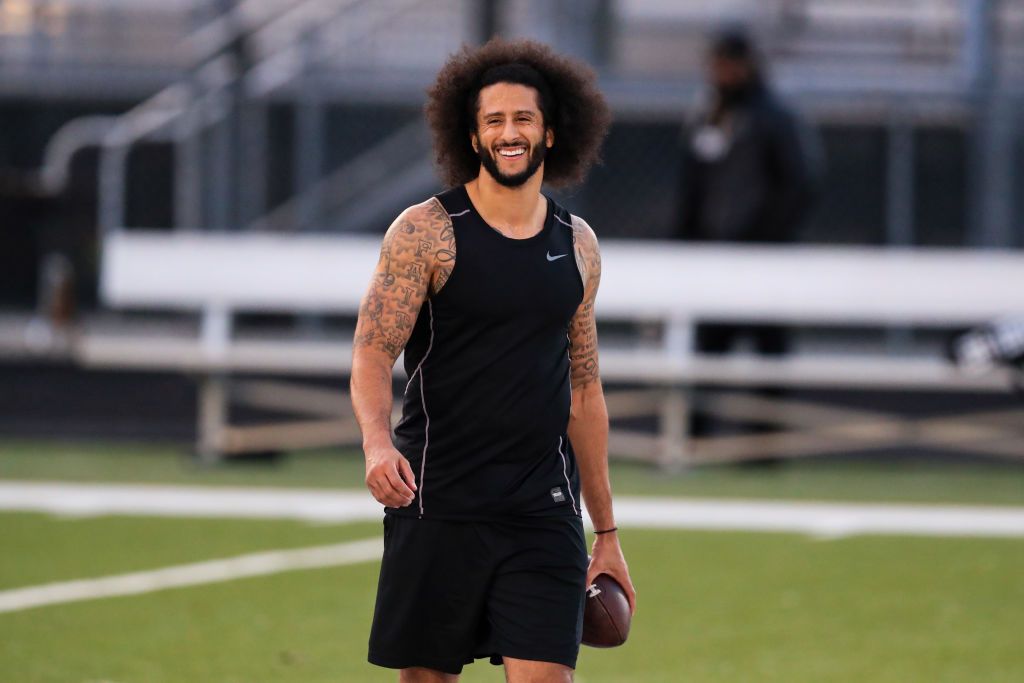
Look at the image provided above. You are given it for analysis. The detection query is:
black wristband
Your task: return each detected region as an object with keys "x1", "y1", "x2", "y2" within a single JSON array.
[{"x1": 593, "y1": 527, "x2": 618, "y2": 535}]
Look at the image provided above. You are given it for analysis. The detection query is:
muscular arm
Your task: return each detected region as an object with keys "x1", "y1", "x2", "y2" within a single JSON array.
[
  {"x1": 567, "y1": 216, "x2": 636, "y2": 612},
  {"x1": 567, "y1": 217, "x2": 610, "y2": 525},
  {"x1": 351, "y1": 199, "x2": 455, "y2": 507}
]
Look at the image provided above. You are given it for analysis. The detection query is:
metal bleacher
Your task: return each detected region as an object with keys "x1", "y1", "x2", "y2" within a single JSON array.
[
  {"x1": 6, "y1": 0, "x2": 1015, "y2": 240},
  {"x1": 0, "y1": 0, "x2": 193, "y2": 100},
  {"x1": 8, "y1": 0, "x2": 1021, "y2": 104},
  {"x1": 14, "y1": 0, "x2": 1020, "y2": 245}
]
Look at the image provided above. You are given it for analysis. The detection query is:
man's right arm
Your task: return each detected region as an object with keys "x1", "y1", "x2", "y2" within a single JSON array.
[{"x1": 351, "y1": 199, "x2": 454, "y2": 508}]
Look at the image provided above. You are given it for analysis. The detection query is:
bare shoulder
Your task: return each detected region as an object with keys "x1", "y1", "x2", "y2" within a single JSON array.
[
  {"x1": 382, "y1": 198, "x2": 456, "y2": 296},
  {"x1": 570, "y1": 214, "x2": 598, "y2": 248},
  {"x1": 405, "y1": 197, "x2": 452, "y2": 234},
  {"x1": 570, "y1": 214, "x2": 601, "y2": 292},
  {"x1": 353, "y1": 198, "x2": 457, "y2": 360},
  {"x1": 386, "y1": 198, "x2": 450, "y2": 246}
]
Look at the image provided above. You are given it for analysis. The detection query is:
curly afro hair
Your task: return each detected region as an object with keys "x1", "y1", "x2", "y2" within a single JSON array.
[{"x1": 425, "y1": 38, "x2": 611, "y2": 189}]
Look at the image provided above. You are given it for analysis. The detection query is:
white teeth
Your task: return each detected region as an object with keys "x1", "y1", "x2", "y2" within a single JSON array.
[{"x1": 499, "y1": 148, "x2": 525, "y2": 157}]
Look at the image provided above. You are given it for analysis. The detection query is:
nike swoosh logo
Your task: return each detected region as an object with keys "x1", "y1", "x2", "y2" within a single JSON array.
[{"x1": 546, "y1": 252, "x2": 569, "y2": 262}]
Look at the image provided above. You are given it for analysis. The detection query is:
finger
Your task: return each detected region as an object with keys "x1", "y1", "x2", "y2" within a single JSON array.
[
  {"x1": 602, "y1": 568, "x2": 637, "y2": 616},
  {"x1": 365, "y1": 480, "x2": 389, "y2": 507},
  {"x1": 375, "y1": 490, "x2": 407, "y2": 508},
  {"x1": 586, "y1": 561, "x2": 613, "y2": 591},
  {"x1": 367, "y1": 477, "x2": 405, "y2": 508},
  {"x1": 365, "y1": 478, "x2": 383, "y2": 501},
  {"x1": 383, "y1": 465, "x2": 414, "y2": 499},
  {"x1": 398, "y1": 457, "x2": 418, "y2": 491},
  {"x1": 383, "y1": 467, "x2": 415, "y2": 503}
]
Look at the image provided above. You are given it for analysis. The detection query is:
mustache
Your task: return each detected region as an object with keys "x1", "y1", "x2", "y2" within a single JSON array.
[
  {"x1": 477, "y1": 136, "x2": 546, "y2": 188},
  {"x1": 493, "y1": 141, "x2": 529, "y2": 150}
]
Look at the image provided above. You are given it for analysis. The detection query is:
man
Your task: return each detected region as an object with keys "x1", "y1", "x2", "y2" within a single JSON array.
[
  {"x1": 675, "y1": 29, "x2": 822, "y2": 436},
  {"x1": 351, "y1": 38, "x2": 636, "y2": 682},
  {"x1": 677, "y1": 28, "x2": 821, "y2": 248}
]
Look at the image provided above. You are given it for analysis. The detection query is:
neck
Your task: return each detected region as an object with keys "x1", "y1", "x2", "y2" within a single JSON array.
[{"x1": 466, "y1": 168, "x2": 547, "y2": 238}]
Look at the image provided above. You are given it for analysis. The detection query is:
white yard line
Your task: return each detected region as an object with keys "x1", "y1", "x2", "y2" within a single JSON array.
[
  {"x1": 0, "y1": 481, "x2": 380, "y2": 523},
  {"x1": 2, "y1": 481, "x2": 1024, "y2": 615},
  {"x1": 607, "y1": 497, "x2": 1024, "y2": 539},
  {"x1": 3, "y1": 480, "x2": 1024, "y2": 538},
  {"x1": 0, "y1": 537, "x2": 383, "y2": 614}
]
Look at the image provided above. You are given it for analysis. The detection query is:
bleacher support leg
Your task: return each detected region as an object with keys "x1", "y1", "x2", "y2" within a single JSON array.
[
  {"x1": 197, "y1": 374, "x2": 228, "y2": 464},
  {"x1": 658, "y1": 387, "x2": 691, "y2": 471}
]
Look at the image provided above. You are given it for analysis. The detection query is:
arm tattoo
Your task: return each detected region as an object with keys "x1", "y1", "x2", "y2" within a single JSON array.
[
  {"x1": 429, "y1": 199, "x2": 456, "y2": 295},
  {"x1": 569, "y1": 216, "x2": 602, "y2": 389},
  {"x1": 353, "y1": 198, "x2": 456, "y2": 362}
]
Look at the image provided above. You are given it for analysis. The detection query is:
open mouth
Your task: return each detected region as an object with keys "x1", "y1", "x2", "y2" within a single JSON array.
[{"x1": 497, "y1": 146, "x2": 527, "y2": 159}]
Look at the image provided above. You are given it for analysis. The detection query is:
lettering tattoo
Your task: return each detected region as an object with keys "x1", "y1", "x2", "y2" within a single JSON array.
[
  {"x1": 433, "y1": 210, "x2": 457, "y2": 294},
  {"x1": 569, "y1": 215, "x2": 602, "y2": 389},
  {"x1": 405, "y1": 260, "x2": 424, "y2": 283},
  {"x1": 353, "y1": 198, "x2": 456, "y2": 362}
]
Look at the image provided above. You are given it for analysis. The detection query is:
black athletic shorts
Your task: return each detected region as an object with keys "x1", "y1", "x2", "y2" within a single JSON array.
[{"x1": 368, "y1": 513, "x2": 588, "y2": 675}]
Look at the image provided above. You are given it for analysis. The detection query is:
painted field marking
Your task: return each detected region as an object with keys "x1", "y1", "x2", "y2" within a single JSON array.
[
  {"x1": 3, "y1": 480, "x2": 1024, "y2": 614},
  {"x1": 0, "y1": 536, "x2": 382, "y2": 614},
  {"x1": 2, "y1": 480, "x2": 1024, "y2": 539}
]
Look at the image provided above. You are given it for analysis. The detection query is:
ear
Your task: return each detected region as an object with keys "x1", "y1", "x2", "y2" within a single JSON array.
[
  {"x1": 471, "y1": 132, "x2": 479, "y2": 153},
  {"x1": 545, "y1": 127, "x2": 554, "y2": 149}
]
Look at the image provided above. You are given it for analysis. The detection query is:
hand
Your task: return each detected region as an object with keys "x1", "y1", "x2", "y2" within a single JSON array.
[
  {"x1": 587, "y1": 532, "x2": 637, "y2": 615},
  {"x1": 364, "y1": 444, "x2": 417, "y2": 508}
]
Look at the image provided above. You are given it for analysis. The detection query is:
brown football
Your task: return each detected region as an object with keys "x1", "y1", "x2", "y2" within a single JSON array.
[{"x1": 581, "y1": 573, "x2": 631, "y2": 648}]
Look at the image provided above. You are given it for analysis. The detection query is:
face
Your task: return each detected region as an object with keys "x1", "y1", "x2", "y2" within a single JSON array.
[
  {"x1": 708, "y1": 55, "x2": 751, "y2": 92},
  {"x1": 472, "y1": 82, "x2": 554, "y2": 188}
]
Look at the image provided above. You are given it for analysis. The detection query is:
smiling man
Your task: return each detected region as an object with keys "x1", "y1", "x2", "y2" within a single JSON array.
[{"x1": 351, "y1": 38, "x2": 635, "y2": 683}]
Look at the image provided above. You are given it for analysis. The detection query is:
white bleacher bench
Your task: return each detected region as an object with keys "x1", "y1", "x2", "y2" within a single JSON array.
[
  {"x1": 78, "y1": 230, "x2": 1023, "y2": 466},
  {"x1": 599, "y1": 242, "x2": 1022, "y2": 465},
  {"x1": 80, "y1": 231, "x2": 383, "y2": 460}
]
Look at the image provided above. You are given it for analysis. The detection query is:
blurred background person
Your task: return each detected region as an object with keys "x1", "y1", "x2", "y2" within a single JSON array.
[
  {"x1": 676, "y1": 28, "x2": 822, "y2": 248},
  {"x1": 674, "y1": 28, "x2": 823, "y2": 439}
]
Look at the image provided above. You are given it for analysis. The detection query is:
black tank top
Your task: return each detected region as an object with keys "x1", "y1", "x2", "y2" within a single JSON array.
[{"x1": 392, "y1": 185, "x2": 585, "y2": 520}]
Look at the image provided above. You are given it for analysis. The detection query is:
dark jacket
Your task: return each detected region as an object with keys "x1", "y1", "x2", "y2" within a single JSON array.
[{"x1": 675, "y1": 85, "x2": 822, "y2": 243}]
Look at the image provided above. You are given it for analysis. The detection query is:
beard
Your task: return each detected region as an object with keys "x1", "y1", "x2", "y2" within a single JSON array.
[
  {"x1": 478, "y1": 140, "x2": 547, "y2": 188},
  {"x1": 715, "y1": 80, "x2": 759, "y2": 110}
]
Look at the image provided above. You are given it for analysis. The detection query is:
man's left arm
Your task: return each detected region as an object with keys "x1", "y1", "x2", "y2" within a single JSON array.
[{"x1": 568, "y1": 216, "x2": 637, "y2": 614}]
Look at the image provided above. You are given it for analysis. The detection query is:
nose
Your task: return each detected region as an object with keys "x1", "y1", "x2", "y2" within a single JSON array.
[{"x1": 499, "y1": 117, "x2": 521, "y2": 144}]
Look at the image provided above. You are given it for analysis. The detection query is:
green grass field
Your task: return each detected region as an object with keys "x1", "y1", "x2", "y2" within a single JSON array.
[{"x1": 2, "y1": 440, "x2": 1023, "y2": 682}]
